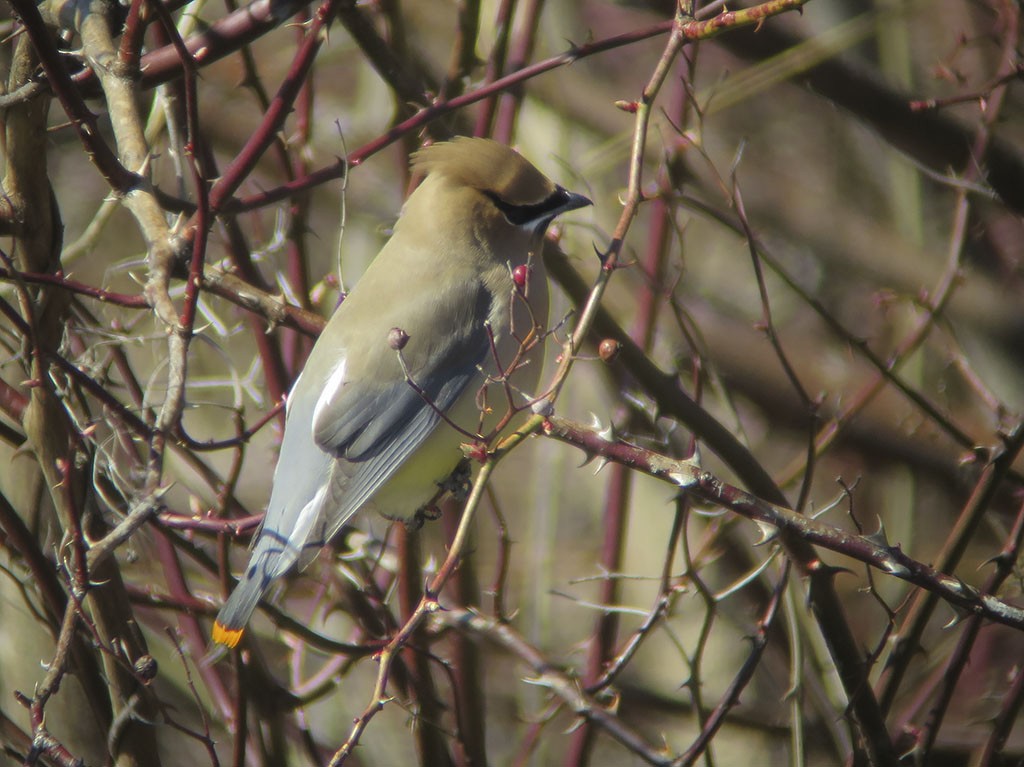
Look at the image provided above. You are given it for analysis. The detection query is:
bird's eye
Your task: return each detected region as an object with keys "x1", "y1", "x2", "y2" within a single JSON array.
[{"x1": 485, "y1": 188, "x2": 572, "y2": 228}]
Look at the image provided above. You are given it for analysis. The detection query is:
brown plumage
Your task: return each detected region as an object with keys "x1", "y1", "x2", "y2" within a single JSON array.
[{"x1": 213, "y1": 138, "x2": 590, "y2": 648}]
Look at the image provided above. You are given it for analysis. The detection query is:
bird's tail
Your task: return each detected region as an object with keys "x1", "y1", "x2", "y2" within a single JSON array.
[
  {"x1": 212, "y1": 557, "x2": 273, "y2": 648},
  {"x1": 212, "y1": 482, "x2": 331, "y2": 647}
]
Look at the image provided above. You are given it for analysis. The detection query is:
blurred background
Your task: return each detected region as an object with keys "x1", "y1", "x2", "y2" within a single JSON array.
[{"x1": 2, "y1": 0, "x2": 1023, "y2": 765}]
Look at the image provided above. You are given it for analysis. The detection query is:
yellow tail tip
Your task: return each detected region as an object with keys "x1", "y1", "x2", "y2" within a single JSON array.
[{"x1": 212, "y1": 621, "x2": 244, "y2": 648}]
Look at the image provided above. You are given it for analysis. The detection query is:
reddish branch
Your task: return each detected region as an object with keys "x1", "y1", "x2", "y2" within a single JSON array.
[
  {"x1": 6, "y1": 0, "x2": 137, "y2": 192},
  {"x1": 542, "y1": 416, "x2": 1024, "y2": 633}
]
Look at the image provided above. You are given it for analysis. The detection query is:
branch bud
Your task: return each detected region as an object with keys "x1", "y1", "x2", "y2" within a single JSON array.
[
  {"x1": 598, "y1": 338, "x2": 621, "y2": 362},
  {"x1": 388, "y1": 327, "x2": 410, "y2": 350}
]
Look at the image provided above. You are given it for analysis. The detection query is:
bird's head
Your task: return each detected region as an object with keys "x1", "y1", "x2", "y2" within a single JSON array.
[{"x1": 409, "y1": 137, "x2": 591, "y2": 237}]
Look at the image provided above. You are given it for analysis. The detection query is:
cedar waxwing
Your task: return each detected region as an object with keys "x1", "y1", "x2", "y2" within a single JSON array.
[{"x1": 212, "y1": 137, "x2": 591, "y2": 647}]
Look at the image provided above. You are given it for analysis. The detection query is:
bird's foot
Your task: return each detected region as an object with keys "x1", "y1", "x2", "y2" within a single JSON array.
[{"x1": 440, "y1": 458, "x2": 473, "y2": 502}]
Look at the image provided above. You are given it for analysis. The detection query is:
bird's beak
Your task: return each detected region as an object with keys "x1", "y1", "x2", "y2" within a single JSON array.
[{"x1": 557, "y1": 188, "x2": 593, "y2": 215}]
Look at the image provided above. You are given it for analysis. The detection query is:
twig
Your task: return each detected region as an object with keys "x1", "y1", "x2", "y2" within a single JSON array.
[{"x1": 542, "y1": 416, "x2": 1024, "y2": 633}]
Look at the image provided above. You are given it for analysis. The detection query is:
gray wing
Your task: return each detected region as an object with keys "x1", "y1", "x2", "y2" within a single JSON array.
[
  {"x1": 316, "y1": 362, "x2": 472, "y2": 462},
  {"x1": 213, "y1": 339, "x2": 480, "y2": 635},
  {"x1": 309, "y1": 279, "x2": 493, "y2": 541}
]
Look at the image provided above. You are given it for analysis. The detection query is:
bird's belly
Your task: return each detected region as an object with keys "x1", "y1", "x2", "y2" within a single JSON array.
[{"x1": 362, "y1": 417, "x2": 468, "y2": 521}]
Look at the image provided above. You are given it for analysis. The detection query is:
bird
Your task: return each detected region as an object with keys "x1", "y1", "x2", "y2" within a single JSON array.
[{"x1": 212, "y1": 137, "x2": 591, "y2": 647}]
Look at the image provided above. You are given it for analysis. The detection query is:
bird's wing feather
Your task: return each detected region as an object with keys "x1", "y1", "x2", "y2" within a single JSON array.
[
  {"x1": 307, "y1": 277, "x2": 492, "y2": 540},
  {"x1": 317, "y1": 360, "x2": 478, "y2": 530},
  {"x1": 313, "y1": 348, "x2": 480, "y2": 459},
  {"x1": 312, "y1": 276, "x2": 492, "y2": 457}
]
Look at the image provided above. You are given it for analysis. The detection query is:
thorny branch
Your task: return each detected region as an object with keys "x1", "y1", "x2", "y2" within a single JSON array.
[{"x1": 3, "y1": 0, "x2": 1024, "y2": 765}]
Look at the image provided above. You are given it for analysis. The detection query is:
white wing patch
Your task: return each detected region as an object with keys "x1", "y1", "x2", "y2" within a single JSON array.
[{"x1": 313, "y1": 356, "x2": 348, "y2": 430}]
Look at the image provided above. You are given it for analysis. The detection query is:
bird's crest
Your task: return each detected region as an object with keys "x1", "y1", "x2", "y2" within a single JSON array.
[{"x1": 411, "y1": 137, "x2": 556, "y2": 206}]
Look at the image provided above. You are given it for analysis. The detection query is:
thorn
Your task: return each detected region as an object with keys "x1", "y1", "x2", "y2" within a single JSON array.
[
  {"x1": 752, "y1": 520, "x2": 778, "y2": 544},
  {"x1": 563, "y1": 715, "x2": 588, "y2": 735},
  {"x1": 980, "y1": 551, "x2": 1009, "y2": 570},
  {"x1": 576, "y1": 451, "x2": 596, "y2": 469},
  {"x1": 942, "y1": 603, "x2": 972, "y2": 629},
  {"x1": 864, "y1": 518, "x2": 890, "y2": 548},
  {"x1": 938, "y1": 575, "x2": 974, "y2": 599},
  {"x1": 531, "y1": 398, "x2": 554, "y2": 416}
]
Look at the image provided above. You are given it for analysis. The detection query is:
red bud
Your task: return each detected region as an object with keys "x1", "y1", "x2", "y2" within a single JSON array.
[
  {"x1": 598, "y1": 339, "x2": 621, "y2": 362},
  {"x1": 465, "y1": 441, "x2": 489, "y2": 463},
  {"x1": 512, "y1": 264, "x2": 530, "y2": 291}
]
